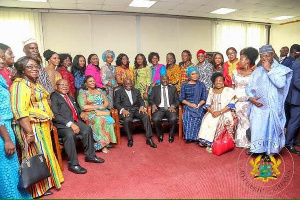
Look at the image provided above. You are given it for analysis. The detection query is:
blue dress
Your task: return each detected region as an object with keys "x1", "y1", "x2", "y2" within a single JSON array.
[
  {"x1": 0, "y1": 76, "x2": 32, "y2": 199},
  {"x1": 180, "y1": 81, "x2": 207, "y2": 140}
]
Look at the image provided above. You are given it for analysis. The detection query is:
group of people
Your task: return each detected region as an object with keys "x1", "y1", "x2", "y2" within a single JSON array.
[{"x1": 0, "y1": 37, "x2": 300, "y2": 199}]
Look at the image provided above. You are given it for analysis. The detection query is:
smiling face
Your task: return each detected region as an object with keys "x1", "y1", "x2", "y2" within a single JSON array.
[
  {"x1": 214, "y1": 54, "x2": 223, "y2": 65},
  {"x1": 160, "y1": 75, "x2": 169, "y2": 86},
  {"x1": 24, "y1": 43, "x2": 40, "y2": 60},
  {"x1": 239, "y1": 54, "x2": 249, "y2": 69},
  {"x1": 123, "y1": 78, "x2": 133, "y2": 91},
  {"x1": 151, "y1": 55, "x2": 159, "y2": 66},
  {"x1": 90, "y1": 55, "x2": 99, "y2": 66},
  {"x1": 62, "y1": 56, "x2": 71, "y2": 68},
  {"x1": 79, "y1": 56, "x2": 86, "y2": 68},
  {"x1": 49, "y1": 53, "x2": 60, "y2": 67},
  {"x1": 106, "y1": 54, "x2": 113, "y2": 65},
  {"x1": 136, "y1": 55, "x2": 144, "y2": 66},
  {"x1": 190, "y1": 71, "x2": 199, "y2": 81},
  {"x1": 197, "y1": 53, "x2": 205, "y2": 63},
  {"x1": 23, "y1": 59, "x2": 40, "y2": 82},
  {"x1": 181, "y1": 52, "x2": 190, "y2": 63},
  {"x1": 85, "y1": 76, "x2": 96, "y2": 89},
  {"x1": 0, "y1": 49, "x2": 4, "y2": 70},
  {"x1": 227, "y1": 49, "x2": 237, "y2": 62},
  {"x1": 56, "y1": 79, "x2": 70, "y2": 95},
  {"x1": 214, "y1": 76, "x2": 224, "y2": 89},
  {"x1": 4, "y1": 48, "x2": 15, "y2": 67},
  {"x1": 166, "y1": 54, "x2": 175, "y2": 65}
]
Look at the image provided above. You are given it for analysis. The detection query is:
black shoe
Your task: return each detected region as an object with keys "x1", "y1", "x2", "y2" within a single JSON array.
[
  {"x1": 106, "y1": 143, "x2": 114, "y2": 148},
  {"x1": 128, "y1": 140, "x2": 133, "y2": 147},
  {"x1": 286, "y1": 146, "x2": 300, "y2": 155},
  {"x1": 198, "y1": 141, "x2": 206, "y2": 147},
  {"x1": 169, "y1": 136, "x2": 174, "y2": 143},
  {"x1": 294, "y1": 142, "x2": 300, "y2": 147},
  {"x1": 186, "y1": 139, "x2": 193, "y2": 143},
  {"x1": 68, "y1": 165, "x2": 87, "y2": 174},
  {"x1": 85, "y1": 156, "x2": 105, "y2": 163},
  {"x1": 146, "y1": 138, "x2": 157, "y2": 148},
  {"x1": 158, "y1": 135, "x2": 163, "y2": 142}
]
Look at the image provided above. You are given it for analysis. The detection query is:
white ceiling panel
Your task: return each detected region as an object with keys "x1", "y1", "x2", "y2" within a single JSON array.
[
  {"x1": 77, "y1": 0, "x2": 105, "y2": 4},
  {"x1": 101, "y1": 4, "x2": 127, "y2": 11},
  {"x1": 103, "y1": 0, "x2": 132, "y2": 6}
]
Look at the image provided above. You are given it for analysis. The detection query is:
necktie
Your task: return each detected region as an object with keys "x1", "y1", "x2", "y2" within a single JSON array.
[
  {"x1": 64, "y1": 94, "x2": 79, "y2": 122},
  {"x1": 163, "y1": 86, "x2": 168, "y2": 110}
]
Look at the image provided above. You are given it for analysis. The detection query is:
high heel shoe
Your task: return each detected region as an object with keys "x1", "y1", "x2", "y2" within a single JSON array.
[{"x1": 146, "y1": 138, "x2": 157, "y2": 148}]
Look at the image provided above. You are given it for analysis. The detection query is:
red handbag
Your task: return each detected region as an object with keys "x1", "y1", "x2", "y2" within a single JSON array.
[{"x1": 212, "y1": 127, "x2": 235, "y2": 156}]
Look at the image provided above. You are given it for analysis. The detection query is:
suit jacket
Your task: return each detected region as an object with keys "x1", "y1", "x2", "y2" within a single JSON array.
[
  {"x1": 286, "y1": 58, "x2": 300, "y2": 106},
  {"x1": 114, "y1": 87, "x2": 145, "y2": 111},
  {"x1": 148, "y1": 84, "x2": 180, "y2": 108},
  {"x1": 50, "y1": 91, "x2": 82, "y2": 129}
]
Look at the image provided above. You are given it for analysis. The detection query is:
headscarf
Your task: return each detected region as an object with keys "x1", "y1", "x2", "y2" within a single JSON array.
[
  {"x1": 43, "y1": 49, "x2": 56, "y2": 61},
  {"x1": 186, "y1": 66, "x2": 199, "y2": 79},
  {"x1": 196, "y1": 49, "x2": 207, "y2": 58},
  {"x1": 102, "y1": 50, "x2": 115, "y2": 62}
]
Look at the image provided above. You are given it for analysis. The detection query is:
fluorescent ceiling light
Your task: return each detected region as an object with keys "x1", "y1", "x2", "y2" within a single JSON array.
[
  {"x1": 129, "y1": 0, "x2": 157, "y2": 8},
  {"x1": 210, "y1": 8, "x2": 236, "y2": 15},
  {"x1": 271, "y1": 16, "x2": 294, "y2": 20},
  {"x1": 19, "y1": 0, "x2": 47, "y2": 2}
]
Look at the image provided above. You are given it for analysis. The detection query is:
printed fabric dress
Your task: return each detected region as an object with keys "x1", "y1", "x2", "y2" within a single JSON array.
[
  {"x1": 167, "y1": 64, "x2": 181, "y2": 92},
  {"x1": 232, "y1": 70, "x2": 251, "y2": 148},
  {"x1": 10, "y1": 78, "x2": 64, "y2": 198},
  {"x1": 115, "y1": 66, "x2": 135, "y2": 84},
  {"x1": 195, "y1": 61, "x2": 214, "y2": 90},
  {"x1": 135, "y1": 66, "x2": 151, "y2": 105},
  {"x1": 0, "y1": 76, "x2": 32, "y2": 199},
  {"x1": 77, "y1": 89, "x2": 116, "y2": 150},
  {"x1": 198, "y1": 87, "x2": 236, "y2": 146},
  {"x1": 101, "y1": 64, "x2": 117, "y2": 108},
  {"x1": 180, "y1": 63, "x2": 194, "y2": 84}
]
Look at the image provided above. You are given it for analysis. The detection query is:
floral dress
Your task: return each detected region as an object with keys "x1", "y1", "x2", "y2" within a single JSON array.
[
  {"x1": 101, "y1": 64, "x2": 117, "y2": 108},
  {"x1": 77, "y1": 89, "x2": 116, "y2": 150},
  {"x1": 134, "y1": 66, "x2": 151, "y2": 105}
]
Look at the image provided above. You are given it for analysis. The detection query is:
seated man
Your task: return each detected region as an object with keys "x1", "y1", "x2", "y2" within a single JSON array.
[
  {"x1": 51, "y1": 79, "x2": 104, "y2": 174},
  {"x1": 114, "y1": 78, "x2": 157, "y2": 148},
  {"x1": 148, "y1": 75, "x2": 179, "y2": 143}
]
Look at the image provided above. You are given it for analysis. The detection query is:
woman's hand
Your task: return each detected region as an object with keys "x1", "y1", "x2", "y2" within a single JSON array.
[
  {"x1": 189, "y1": 103, "x2": 198, "y2": 109},
  {"x1": 26, "y1": 134, "x2": 35, "y2": 144},
  {"x1": 4, "y1": 140, "x2": 15, "y2": 156},
  {"x1": 213, "y1": 111, "x2": 221, "y2": 118}
]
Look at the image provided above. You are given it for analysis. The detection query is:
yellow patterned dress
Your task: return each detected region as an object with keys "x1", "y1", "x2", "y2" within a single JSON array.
[
  {"x1": 115, "y1": 66, "x2": 135, "y2": 85},
  {"x1": 135, "y1": 66, "x2": 151, "y2": 105},
  {"x1": 167, "y1": 64, "x2": 181, "y2": 91},
  {"x1": 10, "y1": 78, "x2": 64, "y2": 198},
  {"x1": 180, "y1": 63, "x2": 194, "y2": 84}
]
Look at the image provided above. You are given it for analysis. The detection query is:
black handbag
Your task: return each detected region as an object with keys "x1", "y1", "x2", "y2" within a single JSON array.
[
  {"x1": 18, "y1": 141, "x2": 51, "y2": 189},
  {"x1": 246, "y1": 128, "x2": 251, "y2": 142}
]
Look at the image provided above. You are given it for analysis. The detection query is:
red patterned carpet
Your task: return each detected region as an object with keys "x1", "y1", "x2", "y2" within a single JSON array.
[{"x1": 43, "y1": 134, "x2": 300, "y2": 199}]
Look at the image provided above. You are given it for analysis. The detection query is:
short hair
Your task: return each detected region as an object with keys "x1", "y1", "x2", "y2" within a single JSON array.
[
  {"x1": 212, "y1": 53, "x2": 224, "y2": 67},
  {"x1": 134, "y1": 53, "x2": 147, "y2": 69},
  {"x1": 290, "y1": 44, "x2": 299, "y2": 53},
  {"x1": 59, "y1": 53, "x2": 72, "y2": 67},
  {"x1": 0, "y1": 43, "x2": 10, "y2": 53},
  {"x1": 82, "y1": 75, "x2": 96, "y2": 90},
  {"x1": 148, "y1": 52, "x2": 160, "y2": 63},
  {"x1": 181, "y1": 50, "x2": 192, "y2": 61},
  {"x1": 166, "y1": 52, "x2": 176, "y2": 65},
  {"x1": 242, "y1": 47, "x2": 259, "y2": 66},
  {"x1": 116, "y1": 53, "x2": 129, "y2": 67},
  {"x1": 14, "y1": 56, "x2": 39, "y2": 79},
  {"x1": 211, "y1": 72, "x2": 225, "y2": 84},
  {"x1": 71, "y1": 55, "x2": 86, "y2": 75},
  {"x1": 226, "y1": 47, "x2": 237, "y2": 55}
]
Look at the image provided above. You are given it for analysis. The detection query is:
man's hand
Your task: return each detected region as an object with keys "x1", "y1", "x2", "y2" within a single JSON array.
[
  {"x1": 143, "y1": 92, "x2": 148, "y2": 100},
  {"x1": 70, "y1": 123, "x2": 80, "y2": 134},
  {"x1": 261, "y1": 59, "x2": 271, "y2": 72},
  {"x1": 139, "y1": 107, "x2": 147, "y2": 114},
  {"x1": 4, "y1": 140, "x2": 15, "y2": 156},
  {"x1": 152, "y1": 105, "x2": 158, "y2": 113},
  {"x1": 122, "y1": 109, "x2": 130, "y2": 118},
  {"x1": 168, "y1": 106, "x2": 176, "y2": 113},
  {"x1": 249, "y1": 97, "x2": 264, "y2": 107}
]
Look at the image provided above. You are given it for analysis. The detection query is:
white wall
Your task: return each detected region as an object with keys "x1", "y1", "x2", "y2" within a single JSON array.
[
  {"x1": 270, "y1": 22, "x2": 300, "y2": 55},
  {"x1": 41, "y1": 13, "x2": 212, "y2": 66}
]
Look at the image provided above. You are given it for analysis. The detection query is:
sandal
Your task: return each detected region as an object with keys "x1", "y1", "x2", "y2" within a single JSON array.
[
  {"x1": 101, "y1": 147, "x2": 110, "y2": 154},
  {"x1": 206, "y1": 146, "x2": 212, "y2": 153}
]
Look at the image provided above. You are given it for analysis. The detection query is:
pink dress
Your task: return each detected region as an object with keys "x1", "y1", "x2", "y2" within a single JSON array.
[{"x1": 85, "y1": 64, "x2": 103, "y2": 88}]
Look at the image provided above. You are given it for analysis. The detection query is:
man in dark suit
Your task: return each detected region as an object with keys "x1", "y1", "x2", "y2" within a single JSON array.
[
  {"x1": 285, "y1": 44, "x2": 300, "y2": 155},
  {"x1": 51, "y1": 79, "x2": 104, "y2": 174},
  {"x1": 114, "y1": 78, "x2": 157, "y2": 148},
  {"x1": 148, "y1": 75, "x2": 179, "y2": 143}
]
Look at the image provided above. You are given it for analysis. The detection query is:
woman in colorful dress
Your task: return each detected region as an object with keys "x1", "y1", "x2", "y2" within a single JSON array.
[
  {"x1": 180, "y1": 50, "x2": 194, "y2": 84},
  {"x1": 0, "y1": 53, "x2": 32, "y2": 199},
  {"x1": 115, "y1": 53, "x2": 135, "y2": 85},
  {"x1": 134, "y1": 53, "x2": 151, "y2": 104},
  {"x1": 77, "y1": 76, "x2": 116, "y2": 153},
  {"x1": 166, "y1": 52, "x2": 181, "y2": 92},
  {"x1": 101, "y1": 50, "x2": 118, "y2": 108},
  {"x1": 180, "y1": 67, "x2": 207, "y2": 143},
  {"x1": 0, "y1": 43, "x2": 15, "y2": 88},
  {"x1": 195, "y1": 49, "x2": 214, "y2": 90},
  {"x1": 223, "y1": 47, "x2": 240, "y2": 87},
  {"x1": 43, "y1": 49, "x2": 62, "y2": 89},
  {"x1": 148, "y1": 52, "x2": 166, "y2": 88},
  {"x1": 11, "y1": 56, "x2": 64, "y2": 198},
  {"x1": 85, "y1": 54, "x2": 103, "y2": 89},
  {"x1": 198, "y1": 72, "x2": 236, "y2": 153},
  {"x1": 212, "y1": 53, "x2": 224, "y2": 74},
  {"x1": 71, "y1": 55, "x2": 86, "y2": 95},
  {"x1": 233, "y1": 47, "x2": 258, "y2": 148},
  {"x1": 57, "y1": 53, "x2": 75, "y2": 98}
]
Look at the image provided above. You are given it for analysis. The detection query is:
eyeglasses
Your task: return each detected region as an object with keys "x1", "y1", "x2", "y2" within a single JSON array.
[
  {"x1": 56, "y1": 84, "x2": 69, "y2": 87},
  {"x1": 26, "y1": 65, "x2": 41, "y2": 70}
]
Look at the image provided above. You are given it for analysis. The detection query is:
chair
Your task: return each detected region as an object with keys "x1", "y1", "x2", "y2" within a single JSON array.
[
  {"x1": 147, "y1": 105, "x2": 183, "y2": 140},
  {"x1": 51, "y1": 126, "x2": 64, "y2": 171}
]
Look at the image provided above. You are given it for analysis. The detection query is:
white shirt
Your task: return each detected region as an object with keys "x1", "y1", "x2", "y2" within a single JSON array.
[
  {"x1": 159, "y1": 85, "x2": 170, "y2": 108},
  {"x1": 279, "y1": 56, "x2": 287, "y2": 63},
  {"x1": 120, "y1": 89, "x2": 133, "y2": 114}
]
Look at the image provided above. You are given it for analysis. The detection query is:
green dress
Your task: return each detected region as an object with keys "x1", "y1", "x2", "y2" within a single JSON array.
[
  {"x1": 77, "y1": 89, "x2": 116, "y2": 150},
  {"x1": 134, "y1": 66, "x2": 151, "y2": 104}
]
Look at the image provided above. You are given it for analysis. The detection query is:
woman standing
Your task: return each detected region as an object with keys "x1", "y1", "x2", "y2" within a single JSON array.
[
  {"x1": 57, "y1": 53, "x2": 75, "y2": 98},
  {"x1": 85, "y1": 54, "x2": 103, "y2": 89},
  {"x1": 134, "y1": 53, "x2": 151, "y2": 104},
  {"x1": 223, "y1": 47, "x2": 239, "y2": 87},
  {"x1": 212, "y1": 53, "x2": 224, "y2": 73},
  {"x1": 195, "y1": 49, "x2": 214, "y2": 90},
  {"x1": 71, "y1": 55, "x2": 86, "y2": 94},
  {"x1": 233, "y1": 47, "x2": 258, "y2": 148},
  {"x1": 0, "y1": 43, "x2": 15, "y2": 88},
  {"x1": 148, "y1": 52, "x2": 166, "y2": 88},
  {"x1": 101, "y1": 50, "x2": 118, "y2": 108},
  {"x1": 115, "y1": 53, "x2": 135, "y2": 85},
  {"x1": 180, "y1": 67, "x2": 207, "y2": 143},
  {"x1": 0, "y1": 54, "x2": 32, "y2": 199},
  {"x1": 166, "y1": 53, "x2": 181, "y2": 92},
  {"x1": 198, "y1": 73, "x2": 236, "y2": 153},
  {"x1": 180, "y1": 50, "x2": 194, "y2": 84},
  {"x1": 77, "y1": 76, "x2": 116, "y2": 153},
  {"x1": 43, "y1": 49, "x2": 62, "y2": 89},
  {"x1": 11, "y1": 56, "x2": 64, "y2": 198}
]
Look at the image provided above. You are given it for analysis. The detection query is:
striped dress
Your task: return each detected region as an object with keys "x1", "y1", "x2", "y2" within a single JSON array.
[{"x1": 10, "y1": 78, "x2": 64, "y2": 198}]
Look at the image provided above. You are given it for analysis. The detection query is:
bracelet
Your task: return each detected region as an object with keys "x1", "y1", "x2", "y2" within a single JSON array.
[
  {"x1": 27, "y1": 134, "x2": 35, "y2": 137},
  {"x1": 220, "y1": 111, "x2": 223, "y2": 114}
]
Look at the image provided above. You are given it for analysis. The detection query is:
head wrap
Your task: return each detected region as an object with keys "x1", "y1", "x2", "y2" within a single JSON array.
[
  {"x1": 43, "y1": 49, "x2": 56, "y2": 61},
  {"x1": 259, "y1": 45, "x2": 273, "y2": 54},
  {"x1": 102, "y1": 50, "x2": 115, "y2": 62},
  {"x1": 187, "y1": 66, "x2": 199, "y2": 79},
  {"x1": 196, "y1": 49, "x2": 207, "y2": 58},
  {"x1": 23, "y1": 38, "x2": 37, "y2": 47}
]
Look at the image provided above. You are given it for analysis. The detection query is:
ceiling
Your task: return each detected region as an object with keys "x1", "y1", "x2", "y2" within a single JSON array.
[{"x1": 1, "y1": 0, "x2": 300, "y2": 24}]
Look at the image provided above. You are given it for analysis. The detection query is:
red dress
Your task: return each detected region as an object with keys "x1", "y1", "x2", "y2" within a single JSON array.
[{"x1": 57, "y1": 67, "x2": 75, "y2": 97}]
